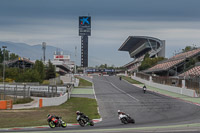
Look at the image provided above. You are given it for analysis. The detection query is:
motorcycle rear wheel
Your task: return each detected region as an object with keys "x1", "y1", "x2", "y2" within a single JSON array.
[
  {"x1": 89, "y1": 120, "x2": 94, "y2": 126},
  {"x1": 131, "y1": 118, "x2": 135, "y2": 124}
]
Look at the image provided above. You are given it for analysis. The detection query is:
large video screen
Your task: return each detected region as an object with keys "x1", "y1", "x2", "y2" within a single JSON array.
[{"x1": 79, "y1": 16, "x2": 91, "y2": 28}]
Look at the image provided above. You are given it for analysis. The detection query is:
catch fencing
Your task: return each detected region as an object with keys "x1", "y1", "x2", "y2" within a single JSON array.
[
  {"x1": 135, "y1": 72, "x2": 200, "y2": 95},
  {"x1": 0, "y1": 83, "x2": 73, "y2": 101}
]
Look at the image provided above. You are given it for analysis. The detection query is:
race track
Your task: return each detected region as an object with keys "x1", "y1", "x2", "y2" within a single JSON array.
[{"x1": 3, "y1": 76, "x2": 200, "y2": 133}]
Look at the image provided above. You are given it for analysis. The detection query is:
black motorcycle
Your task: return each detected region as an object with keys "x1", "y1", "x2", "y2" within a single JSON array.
[
  {"x1": 119, "y1": 114, "x2": 135, "y2": 124},
  {"x1": 143, "y1": 86, "x2": 147, "y2": 93},
  {"x1": 76, "y1": 115, "x2": 94, "y2": 127},
  {"x1": 47, "y1": 116, "x2": 67, "y2": 128}
]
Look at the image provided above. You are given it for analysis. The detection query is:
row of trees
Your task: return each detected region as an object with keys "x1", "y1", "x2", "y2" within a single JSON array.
[
  {"x1": 0, "y1": 48, "x2": 19, "y2": 63},
  {"x1": 2, "y1": 60, "x2": 56, "y2": 83},
  {"x1": 94, "y1": 64, "x2": 125, "y2": 70},
  {"x1": 0, "y1": 48, "x2": 56, "y2": 83}
]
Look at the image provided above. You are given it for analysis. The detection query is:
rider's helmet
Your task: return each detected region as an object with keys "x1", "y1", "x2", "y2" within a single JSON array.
[
  {"x1": 118, "y1": 110, "x2": 121, "y2": 114},
  {"x1": 47, "y1": 114, "x2": 51, "y2": 118},
  {"x1": 76, "y1": 111, "x2": 80, "y2": 115}
]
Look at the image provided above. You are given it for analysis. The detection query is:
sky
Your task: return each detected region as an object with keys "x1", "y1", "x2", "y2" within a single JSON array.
[{"x1": 1, "y1": 0, "x2": 200, "y2": 67}]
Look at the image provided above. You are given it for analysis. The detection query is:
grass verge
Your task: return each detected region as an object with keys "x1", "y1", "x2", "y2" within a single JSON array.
[
  {"x1": 76, "y1": 77, "x2": 92, "y2": 87},
  {"x1": 0, "y1": 97, "x2": 100, "y2": 128},
  {"x1": 0, "y1": 94, "x2": 33, "y2": 105},
  {"x1": 13, "y1": 98, "x2": 33, "y2": 104},
  {"x1": 121, "y1": 76, "x2": 142, "y2": 84}
]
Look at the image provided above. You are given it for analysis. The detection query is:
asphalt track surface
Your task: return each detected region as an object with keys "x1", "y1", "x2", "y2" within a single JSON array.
[{"x1": 3, "y1": 76, "x2": 200, "y2": 133}]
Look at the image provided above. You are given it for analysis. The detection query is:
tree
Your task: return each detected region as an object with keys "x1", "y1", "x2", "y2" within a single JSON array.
[
  {"x1": 45, "y1": 60, "x2": 56, "y2": 79},
  {"x1": 182, "y1": 45, "x2": 197, "y2": 53},
  {"x1": 16, "y1": 69, "x2": 41, "y2": 83},
  {"x1": 9, "y1": 53, "x2": 19, "y2": 60},
  {"x1": 34, "y1": 60, "x2": 45, "y2": 80},
  {"x1": 139, "y1": 56, "x2": 165, "y2": 71}
]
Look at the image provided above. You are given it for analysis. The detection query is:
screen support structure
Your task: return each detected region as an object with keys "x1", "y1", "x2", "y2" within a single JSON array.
[{"x1": 81, "y1": 35, "x2": 88, "y2": 67}]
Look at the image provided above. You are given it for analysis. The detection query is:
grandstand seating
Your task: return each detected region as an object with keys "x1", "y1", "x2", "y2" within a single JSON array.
[
  {"x1": 146, "y1": 59, "x2": 184, "y2": 72},
  {"x1": 179, "y1": 66, "x2": 200, "y2": 77},
  {"x1": 145, "y1": 48, "x2": 200, "y2": 75}
]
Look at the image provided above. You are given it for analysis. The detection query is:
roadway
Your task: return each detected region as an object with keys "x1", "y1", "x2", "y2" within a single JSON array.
[{"x1": 3, "y1": 76, "x2": 200, "y2": 133}]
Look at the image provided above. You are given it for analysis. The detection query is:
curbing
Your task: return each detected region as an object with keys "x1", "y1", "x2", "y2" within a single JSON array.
[{"x1": 0, "y1": 119, "x2": 102, "y2": 131}]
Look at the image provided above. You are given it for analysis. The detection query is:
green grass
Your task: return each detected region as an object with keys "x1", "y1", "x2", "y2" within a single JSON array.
[
  {"x1": 0, "y1": 94, "x2": 33, "y2": 105},
  {"x1": 72, "y1": 89, "x2": 94, "y2": 94},
  {"x1": 77, "y1": 77, "x2": 92, "y2": 87},
  {"x1": 13, "y1": 98, "x2": 33, "y2": 104},
  {"x1": 0, "y1": 97, "x2": 100, "y2": 128},
  {"x1": 121, "y1": 76, "x2": 142, "y2": 84}
]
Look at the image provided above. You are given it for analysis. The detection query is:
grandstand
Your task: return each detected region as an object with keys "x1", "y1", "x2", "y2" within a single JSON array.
[
  {"x1": 179, "y1": 65, "x2": 200, "y2": 77},
  {"x1": 145, "y1": 48, "x2": 200, "y2": 76},
  {"x1": 119, "y1": 36, "x2": 165, "y2": 72},
  {"x1": 6, "y1": 57, "x2": 34, "y2": 68}
]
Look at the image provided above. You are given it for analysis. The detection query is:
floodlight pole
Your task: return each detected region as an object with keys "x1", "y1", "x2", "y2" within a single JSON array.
[
  {"x1": 42, "y1": 42, "x2": 46, "y2": 63},
  {"x1": 2, "y1": 46, "x2": 7, "y2": 100}
]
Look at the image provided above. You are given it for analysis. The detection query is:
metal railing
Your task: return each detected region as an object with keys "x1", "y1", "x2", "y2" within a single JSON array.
[{"x1": 135, "y1": 72, "x2": 200, "y2": 94}]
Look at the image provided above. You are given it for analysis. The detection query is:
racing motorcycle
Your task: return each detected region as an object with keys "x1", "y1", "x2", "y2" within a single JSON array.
[
  {"x1": 76, "y1": 115, "x2": 94, "y2": 127},
  {"x1": 47, "y1": 116, "x2": 67, "y2": 128},
  {"x1": 118, "y1": 114, "x2": 135, "y2": 124}
]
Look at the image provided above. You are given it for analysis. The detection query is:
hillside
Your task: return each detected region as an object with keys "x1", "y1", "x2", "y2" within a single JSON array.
[{"x1": 0, "y1": 41, "x2": 72, "y2": 60}]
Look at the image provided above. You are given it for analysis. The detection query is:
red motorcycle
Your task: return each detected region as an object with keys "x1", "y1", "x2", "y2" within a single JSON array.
[{"x1": 47, "y1": 115, "x2": 67, "y2": 128}]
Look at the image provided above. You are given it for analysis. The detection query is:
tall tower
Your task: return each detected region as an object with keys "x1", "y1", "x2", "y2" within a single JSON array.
[
  {"x1": 79, "y1": 16, "x2": 91, "y2": 67},
  {"x1": 42, "y1": 42, "x2": 46, "y2": 63}
]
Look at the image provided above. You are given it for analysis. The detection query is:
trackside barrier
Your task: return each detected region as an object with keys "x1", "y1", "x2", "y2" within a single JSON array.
[
  {"x1": 132, "y1": 75, "x2": 198, "y2": 97},
  {"x1": 39, "y1": 99, "x2": 43, "y2": 108},
  {"x1": 39, "y1": 93, "x2": 68, "y2": 108},
  {"x1": 0, "y1": 100, "x2": 13, "y2": 109}
]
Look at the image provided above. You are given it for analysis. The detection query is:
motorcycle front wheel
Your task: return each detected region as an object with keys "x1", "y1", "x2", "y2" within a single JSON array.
[
  {"x1": 78, "y1": 119, "x2": 85, "y2": 127},
  {"x1": 49, "y1": 121, "x2": 56, "y2": 128},
  {"x1": 61, "y1": 121, "x2": 67, "y2": 128},
  {"x1": 121, "y1": 118, "x2": 128, "y2": 124}
]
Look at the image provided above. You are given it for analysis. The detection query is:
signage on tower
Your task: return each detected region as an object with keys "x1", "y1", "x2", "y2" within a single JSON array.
[
  {"x1": 79, "y1": 16, "x2": 91, "y2": 36},
  {"x1": 79, "y1": 16, "x2": 91, "y2": 28}
]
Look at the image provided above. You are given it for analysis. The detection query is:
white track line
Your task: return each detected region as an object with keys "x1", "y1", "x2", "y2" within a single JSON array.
[
  {"x1": 110, "y1": 82, "x2": 139, "y2": 102},
  {"x1": 95, "y1": 78, "x2": 139, "y2": 102}
]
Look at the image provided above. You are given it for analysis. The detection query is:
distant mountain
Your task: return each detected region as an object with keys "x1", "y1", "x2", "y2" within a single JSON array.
[{"x1": 0, "y1": 41, "x2": 73, "y2": 61}]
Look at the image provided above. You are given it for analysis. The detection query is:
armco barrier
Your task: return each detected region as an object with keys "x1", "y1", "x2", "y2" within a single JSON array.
[
  {"x1": 0, "y1": 100, "x2": 12, "y2": 109},
  {"x1": 39, "y1": 93, "x2": 68, "y2": 107},
  {"x1": 132, "y1": 75, "x2": 198, "y2": 97}
]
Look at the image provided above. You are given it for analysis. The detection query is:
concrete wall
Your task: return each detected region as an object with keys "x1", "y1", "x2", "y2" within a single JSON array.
[
  {"x1": 41, "y1": 93, "x2": 68, "y2": 107},
  {"x1": 74, "y1": 78, "x2": 79, "y2": 87},
  {"x1": 131, "y1": 75, "x2": 198, "y2": 97}
]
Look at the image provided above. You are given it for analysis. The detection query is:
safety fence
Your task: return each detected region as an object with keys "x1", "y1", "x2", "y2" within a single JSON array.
[
  {"x1": 135, "y1": 72, "x2": 200, "y2": 95},
  {"x1": 184, "y1": 77, "x2": 200, "y2": 94},
  {"x1": 0, "y1": 83, "x2": 73, "y2": 101}
]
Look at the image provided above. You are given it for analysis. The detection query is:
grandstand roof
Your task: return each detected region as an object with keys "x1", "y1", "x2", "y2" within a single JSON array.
[
  {"x1": 145, "y1": 48, "x2": 200, "y2": 73},
  {"x1": 118, "y1": 36, "x2": 163, "y2": 52},
  {"x1": 179, "y1": 66, "x2": 200, "y2": 77},
  {"x1": 6, "y1": 58, "x2": 34, "y2": 68}
]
